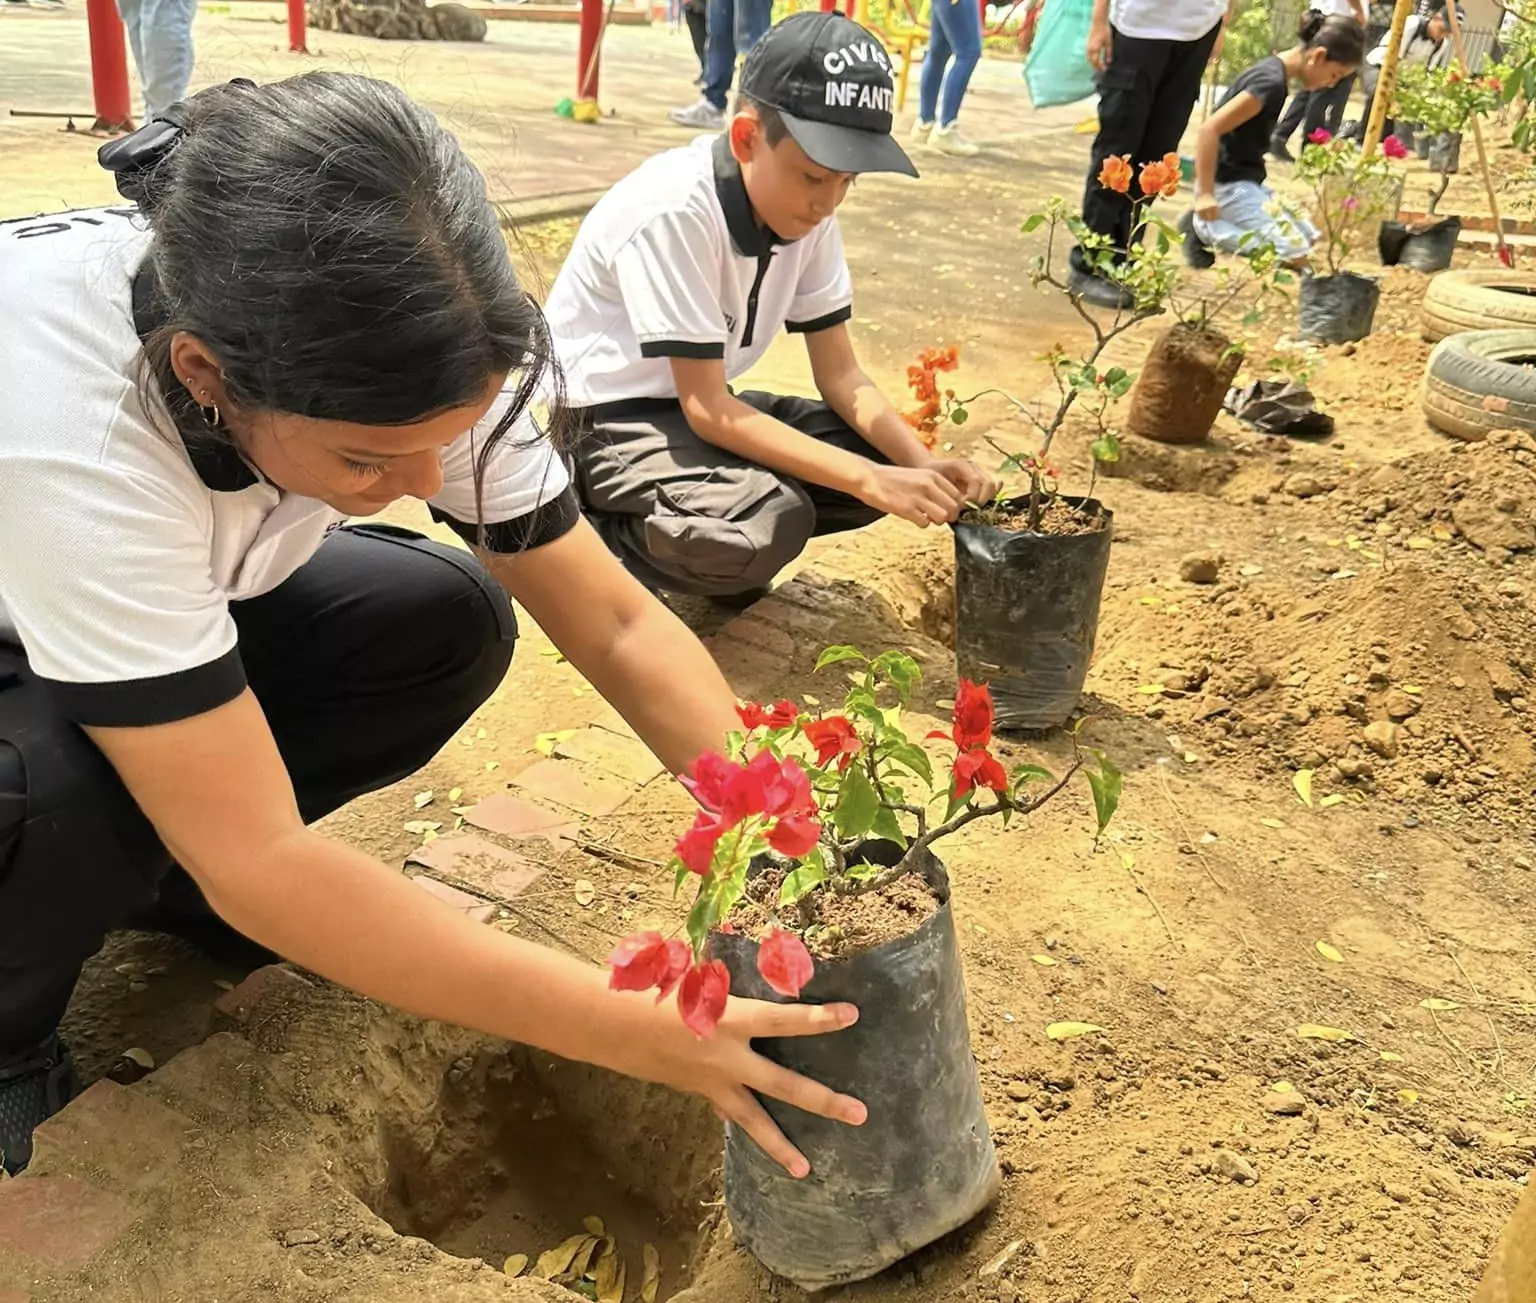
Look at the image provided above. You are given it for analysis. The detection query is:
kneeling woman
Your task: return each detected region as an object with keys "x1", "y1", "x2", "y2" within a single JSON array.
[
  {"x1": 1183, "y1": 11, "x2": 1365, "y2": 268},
  {"x1": 0, "y1": 74, "x2": 863, "y2": 1175}
]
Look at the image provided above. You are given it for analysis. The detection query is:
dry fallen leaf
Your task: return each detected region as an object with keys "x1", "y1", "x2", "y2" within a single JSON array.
[
  {"x1": 1296, "y1": 1024, "x2": 1351, "y2": 1042},
  {"x1": 1398, "y1": 1089, "x2": 1420, "y2": 1105},
  {"x1": 536, "y1": 729, "x2": 576, "y2": 756},
  {"x1": 1046, "y1": 1021, "x2": 1106, "y2": 1041},
  {"x1": 403, "y1": 820, "x2": 442, "y2": 836},
  {"x1": 1315, "y1": 941, "x2": 1344, "y2": 964},
  {"x1": 1419, "y1": 998, "x2": 1460, "y2": 1012},
  {"x1": 1136, "y1": 683, "x2": 1166, "y2": 695},
  {"x1": 1272, "y1": 1080, "x2": 1297, "y2": 1094},
  {"x1": 642, "y1": 1243, "x2": 661, "y2": 1303},
  {"x1": 121, "y1": 1047, "x2": 155, "y2": 1070},
  {"x1": 1293, "y1": 769, "x2": 1314, "y2": 808},
  {"x1": 1030, "y1": 954, "x2": 1057, "y2": 967},
  {"x1": 1318, "y1": 794, "x2": 1347, "y2": 809},
  {"x1": 582, "y1": 1216, "x2": 606, "y2": 1238},
  {"x1": 448, "y1": 787, "x2": 463, "y2": 803},
  {"x1": 533, "y1": 1234, "x2": 590, "y2": 1281},
  {"x1": 594, "y1": 1243, "x2": 626, "y2": 1303},
  {"x1": 1401, "y1": 684, "x2": 1423, "y2": 695},
  {"x1": 574, "y1": 880, "x2": 597, "y2": 907},
  {"x1": 567, "y1": 1235, "x2": 603, "y2": 1281},
  {"x1": 1379, "y1": 1050, "x2": 1405, "y2": 1063},
  {"x1": 1260, "y1": 817, "x2": 1286, "y2": 829},
  {"x1": 503, "y1": 1253, "x2": 529, "y2": 1277},
  {"x1": 485, "y1": 760, "x2": 500, "y2": 772},
  {"x1": 413, "y1": 790, "x2": 434, "y2": 810},
  {"x1": 1406, "y1": 537, "x2": 1434, "y2": 550}
]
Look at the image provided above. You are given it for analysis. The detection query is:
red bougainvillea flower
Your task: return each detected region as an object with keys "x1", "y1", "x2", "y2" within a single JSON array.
[
  {"x1": 767, "y1": 812, "x2": 821, "y2": 857},
  {"x1": 1381, "y1": 134, "x2": 1408, "y2": 159},
  {"x1": 1098, "y1": 154, "x2": 1133, "y2": 194},
  {"x1": 952, "y1": 679, "x2": 994, "y2": 751},
  {"x1": 1307, "y1": 128, "x2": 1332, "y2": 145},
  {"x1": 1448, "y1": 68, "x2": 1461, "y2": 84},
  {"x1": 952, "y1": 747, "x2": 1009, "y2": 799},
  {"x1": 682, "y1": 750, "x2": 738, "y2": 811},
  {"x1": 609, "y1": 933, "x2": 693, "y2": 1001},
  {"x1": 674, "y1": 808, "x2": 724, "y2": 875},
  {"x1": 735, "y1": 699, "x2": 801, "y2": 731},
  {"x1": 802, "y1": 715, "x2": 864, "y2": 771},
  {"x1": 757, "y1": 927, "x2": 815, "y2": 998},
  {"x1": 678, "y1": 959, "x2": 731, "y2": 1037}
]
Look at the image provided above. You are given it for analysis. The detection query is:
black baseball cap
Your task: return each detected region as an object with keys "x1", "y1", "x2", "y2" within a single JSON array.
[{"x1": 740, "y1": 11, "x2": 918, "y2": 178}]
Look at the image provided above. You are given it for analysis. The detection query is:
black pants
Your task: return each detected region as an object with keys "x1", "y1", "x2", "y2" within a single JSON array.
[
  {"x1": 570, "y1": 392, "x2": 886, "y2": 598},
  {"x1": 684, "y1": 0, "x2": 707, "y2": 71},
  {"x1": 1072, "y1": 21, "x2": 1222, "y2": 274},
  {"x1": 0, "y1": 525, "x2": 516, "y2": 1057},
  {"x1": 1273, "y1": 74, "x2": 1356, "y2": 146}
]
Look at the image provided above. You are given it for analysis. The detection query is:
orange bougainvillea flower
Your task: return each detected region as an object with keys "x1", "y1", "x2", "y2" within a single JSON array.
[
  {"x1": 1098, "y1": 154, "x2": 1133, "y2": 194},
  {"x1": 1138, "y1": 154, "x2": 1180, "y2": 200}
]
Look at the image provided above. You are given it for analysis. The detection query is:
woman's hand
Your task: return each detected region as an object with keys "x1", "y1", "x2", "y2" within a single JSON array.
[
  {"x1": 1195, "y1": 192, "x2": 1221, "y2": 223},
  {"x1": 623, "y1": 995, "x2": 868, "y2": 1177},
  {"x1": 1087, "y1": 17, "x2": 1112, "y2": 71},
  {"x1": 928, "y1": 457, "x2": 1001, "y2": 507}
]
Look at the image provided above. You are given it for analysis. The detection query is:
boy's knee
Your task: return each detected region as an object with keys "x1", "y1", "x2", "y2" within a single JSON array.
[{"x1": 647, "y1": 480, "x2": 816, "y2": 596}]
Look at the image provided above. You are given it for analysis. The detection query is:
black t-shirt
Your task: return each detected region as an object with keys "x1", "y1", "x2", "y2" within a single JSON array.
[{"x1": 1216, "y1": 56, "x2": 1291, "y2": 186}]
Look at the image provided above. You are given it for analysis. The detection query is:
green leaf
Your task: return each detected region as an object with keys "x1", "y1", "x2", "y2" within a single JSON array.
[
  {"x1": 685, "y1": 886, "x2": 722, "y2": 951},
  {"x1": 884, "y1": 740, "x2": 935, "y2": 788},
  {"x1": 815, "y1": 644, "x2": 867, "y2": 672},
  {"x1": 871, "y1": 650, "x2": 922, "y2": 703},
  {"x1": 834, "y1": 763, "x2": 881, "y2": 840},
  {"x1": 1103, "y1": 366, "x2": 1128, "y2": 387},
  {"x1": 1091, "y1": 434, "x2": 1121, "y2": 464},
  {"x1": 950, "y1": 407, "x2": 969, "y2": 425},
  {"x1": 725, "y1": 728, "x2": 746, "y2": 760},
  {"x1": 1012, "y1": 763, "x2": 1053, "y2": 790},
  {"x1": 845, "y1": 858, "x2": 881, "y2": 882},
  {"x1": 1021, "y1": 213, "x2": 1047, "y2": 233},
  {"x1": 779, "y1": 850, "x2": 826, "y2": 906},
  {"x1": 871, "y1": 803, "x2": 909, "y2": 849},
  {"x1": 673, "y1": 863, "x2": 692, "y2": 895},
  {"x1": 1085, "y1": 750, "x2": 1123, "y2": 839}
]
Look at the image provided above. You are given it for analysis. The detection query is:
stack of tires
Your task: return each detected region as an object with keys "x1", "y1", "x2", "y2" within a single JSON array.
[{"x1": 1421, "y1": 269, "x2": 1536, "y2": 440}]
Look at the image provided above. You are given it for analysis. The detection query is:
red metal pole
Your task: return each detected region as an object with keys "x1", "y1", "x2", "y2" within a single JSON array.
[
  {"x1": 85, "y1": 0, "x2": 134, "y2": 132},
  {"x1": 577, "y1": 0, "x2": 602, "y2": 99},
  {"x1": 288, "y1": 0, "x2": 307, "y2": 52},
  {"x1": 820, "y1": 0, "x2": 837, "y2": 11}
]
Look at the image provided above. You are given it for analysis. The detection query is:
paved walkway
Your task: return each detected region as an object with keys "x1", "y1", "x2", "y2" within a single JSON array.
[{"x1": 0, "y1": 1, "x2": 1090, "y2": 217}]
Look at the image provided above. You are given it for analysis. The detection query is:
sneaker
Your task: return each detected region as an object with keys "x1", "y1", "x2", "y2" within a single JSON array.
[
  {"x1": 911, "y1": 118, "x2": 935, "y2": 145},
  {"x1": 668, "y1": 99, "x2": 726, "y2": 130},
  {"x1": 0, "y1": 1035, "x2": 76, "y2": 1175},
  {"x1": 1067, "y1": 265, "x2": 1135, "y2": 310},
  {"x1": 1268, "y1": 134, "x2": 1295, "y2": 163},
  {"x1": 1178, "y1": 210, "x2": 1216, "y2": 269},
  {"x1": 929, "y1": 124, "x2": 980, "y2": 157}
]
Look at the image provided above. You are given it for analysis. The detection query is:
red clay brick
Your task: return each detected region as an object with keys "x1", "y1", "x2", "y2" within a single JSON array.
[
  {"x1": 0, "y1": 1290, "x2": 33, "y2": 1302},
  {"x1": 711, "y1": 614, "x2": 799, "y2": 659},
  {"x1": 459, "y1": 793, "x2": 580, "y2": 845},
  {"x1": 0, "y1": 1175, "x2": 137, "y2": 1271},
  {"x1": 211, "y1": 964, "x2": 313, "y2": 1029},
  {"x1": 553, "y1": 728, "x2": 667, "y2": 786},
  {"x1": 751, "y1": 595, "x2": 837, "y2": 638},
  {"x1": 585, "y1": 703, "x2": 640, "y2": 739},
  {"x1": 409, "y1": 874, "x2": 497, "y2": 924},
  {"x1": 404, "y1": 834, "x2": 545, "y2": 900},
  {"x1": 510, "y1": 759, "x2": 635, "y2": 818},
  {"x1": 28, "y1": 1081, "x2": 192, "y2": 1195}
]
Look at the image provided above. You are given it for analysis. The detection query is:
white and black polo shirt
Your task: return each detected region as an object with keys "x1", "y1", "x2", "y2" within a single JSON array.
[
  {"x1": 543, "y1": 134, "x2": 855, "y2": 409},
  {"x1": 0, "y1": 207, "x2": 576, "y2": 728}
]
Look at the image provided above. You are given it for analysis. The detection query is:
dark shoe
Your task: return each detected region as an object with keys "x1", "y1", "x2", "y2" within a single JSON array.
[
  {"x1": 1268, "y1": 134, "x2": 1295, "y2": 163},
  {"x1": 0, "y1": 1035, "x2": 76, "y2": 1174},
  {"x1": 1067, "y1": 266, "x2": 1135, "y2": 310},
  {"x1": 1179, "y1": 210, "x2": 1216, "y2": 269}
]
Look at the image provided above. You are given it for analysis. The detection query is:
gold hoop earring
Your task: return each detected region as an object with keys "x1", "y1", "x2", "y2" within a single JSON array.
[{"x1": 201, "y1": 403, "x2": 222, "y2": 429}]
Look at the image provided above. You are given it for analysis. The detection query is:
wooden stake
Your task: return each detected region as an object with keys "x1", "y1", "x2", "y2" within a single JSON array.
[
  {"x1": 1443, "y1": 0, "x2": 1513, "y2": 265},
  {"x1": 1363, "y1": 0, "x2": 1415, "y2": 157}
]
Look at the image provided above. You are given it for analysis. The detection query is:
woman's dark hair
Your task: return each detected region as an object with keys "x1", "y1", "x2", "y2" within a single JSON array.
[
  {"x1": 114, "y1": 72, "x2": 557, "y2": 504},
  {"x1": 1298, "y1": 10, "x2": 1367, "y2": 65}
]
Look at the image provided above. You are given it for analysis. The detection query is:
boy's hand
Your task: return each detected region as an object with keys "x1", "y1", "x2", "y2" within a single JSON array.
[
  {"x1": 928, "y1": 457, "x2": 1000, "y2": 506},
  {"x1": 859, "y1": 464, "x2": 966, "y2": 526}
]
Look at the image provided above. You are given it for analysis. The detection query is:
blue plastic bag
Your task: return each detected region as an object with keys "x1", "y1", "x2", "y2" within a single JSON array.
[{"x1": 1023, "y1": 0, "x2": 1097, "y2": 109}]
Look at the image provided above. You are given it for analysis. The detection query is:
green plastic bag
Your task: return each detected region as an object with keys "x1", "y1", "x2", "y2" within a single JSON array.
[{"x1": 1023, "y1": 0, "x2": 1097, "y2": 109}]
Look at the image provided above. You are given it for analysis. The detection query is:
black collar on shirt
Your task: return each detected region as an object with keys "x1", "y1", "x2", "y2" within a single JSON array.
[
  {"x1": 130, "y1": 262, "x2": 262, "y2": 493},
  {"x1": 712, "y1": 134, "x2": 785, "y2": 257}
]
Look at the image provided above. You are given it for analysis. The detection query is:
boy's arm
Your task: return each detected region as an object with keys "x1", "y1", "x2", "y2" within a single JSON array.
[
  {"x1": 670, "y1": 357, "x2": 965, "y2": 526},
  {"x1": 805, "y1": 323, "x2": 999, "y2": 505}
]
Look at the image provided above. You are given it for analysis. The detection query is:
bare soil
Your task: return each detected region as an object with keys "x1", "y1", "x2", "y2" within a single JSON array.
[{"x1": 736, "y1": 863, "x2": 944, "y2": 959}]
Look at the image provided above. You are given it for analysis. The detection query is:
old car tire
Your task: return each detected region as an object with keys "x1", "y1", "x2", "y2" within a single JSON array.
[
  {"x1": 1422, "y1": 268, "x2": 1536, "y2": 341},
  {"x1": 1422, "y1": 328, "x2": 1536, "y2": 441}
]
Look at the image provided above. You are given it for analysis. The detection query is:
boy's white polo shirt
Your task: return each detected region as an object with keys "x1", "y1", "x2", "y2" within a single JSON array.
[
  {"x1": 0, "y1": 207, "x2": 574, "y2": 728},
  {"x1": 544, "y1": 134, "x2": 855, "y2": 409}
]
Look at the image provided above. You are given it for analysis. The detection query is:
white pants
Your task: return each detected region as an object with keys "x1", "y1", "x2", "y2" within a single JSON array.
[{"x1": 116, "y1": 0, "x2": 197, "y2": 122}]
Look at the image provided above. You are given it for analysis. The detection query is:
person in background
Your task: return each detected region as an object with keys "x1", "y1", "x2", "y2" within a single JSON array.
[
  {"x1": 669, "y1": 0, "x2": 773, "y2": 129},
  {"x1": 1269, "y1": 0, "x2": 1367, "y2": 161},
  {"x1": 1342, "y1": 2, "x2": 1458, "y2": 139},
  {"x1": 684, "y1": 0, "x2": 709, "y2": 77},
  {"x1": 117, "y1": 0, "x2": 198, "y2": 123},
  {"x1": 912, "y1": 0, "x2": 985, "y2": 158},
  {"x1": 1183, "y1": 11, "x2": 1365, "y2": 268},
  {"x1": 1070, "y1": 0, "x2": 1236, "y2": 308}
]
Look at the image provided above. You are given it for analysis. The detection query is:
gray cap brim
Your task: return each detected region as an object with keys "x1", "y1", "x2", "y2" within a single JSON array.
[{"x1": 779, "y1": 110, "x2": 919, "y2": 178}]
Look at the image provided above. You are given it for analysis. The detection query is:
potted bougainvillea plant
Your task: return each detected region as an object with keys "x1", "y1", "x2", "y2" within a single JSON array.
[{"x1": 607, "y1": 647, "x2": 1120, "y2": 1289}]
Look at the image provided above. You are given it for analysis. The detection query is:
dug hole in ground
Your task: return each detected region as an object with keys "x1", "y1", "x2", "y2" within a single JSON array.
[{"x1": 6, "y1": 162, "x2": 1535, "y2": 1303}]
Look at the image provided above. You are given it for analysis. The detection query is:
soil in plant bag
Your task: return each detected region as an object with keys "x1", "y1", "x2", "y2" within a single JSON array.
[
  {"x1": 953, "y1": 495, "x2": 1113, "y2": 732},
  {"x1": 1124, "y1": 322, "x2": 1242, "y2": 445},
  {"x1": 714, "y1": 851, "x2": 997, "y2": 1292},
  {"x1": 1298, "y1": 272, "x2": 1380, "y2": 344}
]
